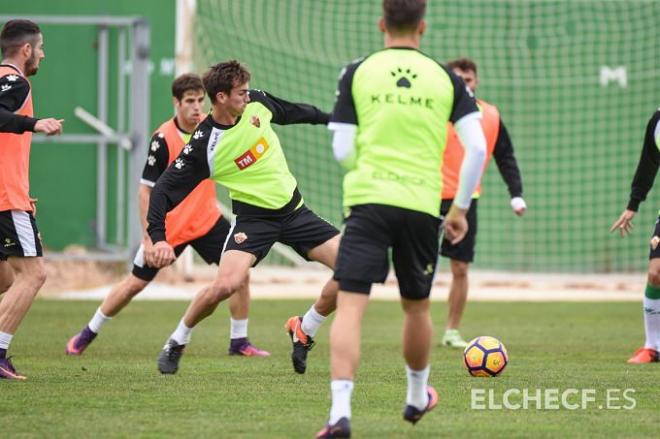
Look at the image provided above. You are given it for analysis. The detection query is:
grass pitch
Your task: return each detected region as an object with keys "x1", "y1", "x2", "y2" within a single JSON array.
[{"x1": 3, "y1": 299, "x2": 659, "y2": 438}]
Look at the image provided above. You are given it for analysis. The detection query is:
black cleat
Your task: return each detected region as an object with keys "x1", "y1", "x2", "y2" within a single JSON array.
[
  {"x1": 158, "y1": 339, "x2": 186, "y2": 374},
  {"x1": 285, "y1": 316, "x2": 315, "y2": 374}
]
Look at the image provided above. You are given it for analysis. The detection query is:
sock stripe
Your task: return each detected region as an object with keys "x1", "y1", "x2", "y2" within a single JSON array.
[{"x1": 645, "y1": 284, "x2": 660, "y2": 300}]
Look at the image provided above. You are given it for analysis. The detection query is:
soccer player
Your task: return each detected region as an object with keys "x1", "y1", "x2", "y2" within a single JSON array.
[
  {"x1": 610, "y1": 108, "x2": 660, "y2": 364},
  {"x1": 147, "y1": 60, "x2": 340, "y2": 375},
  {"x1": 65, "y1": 73, "x2": 269, "y2": 358},
  {"x1": 439, "y1": 58, "x2": 526, "y2": 348},
  {"x1": 315, "y1": 0, "x2": 487, "y2": 436},
  {"x1": 0, "y1": 19, "x2": 64, "y2": 380}
]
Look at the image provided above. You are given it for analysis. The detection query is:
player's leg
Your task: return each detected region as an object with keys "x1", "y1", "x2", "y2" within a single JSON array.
[
  {"x1": 441, "y1": 199, "x2": 477, "y2": 348},
  {"x1": 0, "y1": 210, "x2": 45, "y2": 380},
  {"x1": 628, "y1": 221, "x2": 660, "y2": 364},
  {"x1": 317, "y1": 205, "x2": 390, "y2": 436},
  {"x1": 190, "y1": 217, "x2": 270, "y2": 357},
  {"x1": 158, "y1": 250, "x2": 255, "y2": 374},
  {"x1": 391, "y1": 208, "x2": 440, "y2": 424},
  {"x1": 0, "y1": 259, "x2": 14, "y2": 294},
  {"x1": 65, "y1": 243, "x2": 182, "y2": 356},
  {"x1": 280, "y1": 206, "x2": 341, "y2": 373},
  {"x1": 0, "y1": 256, "x2": 46, "y2": 380}
]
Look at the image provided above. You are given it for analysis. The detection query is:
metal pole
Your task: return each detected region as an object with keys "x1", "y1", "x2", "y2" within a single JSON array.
[
  {"x1": 128, "y1": 19, "x2": 150, "y2": 250},
  {"x1": 96, "y1": 26, "x2": 109, "y2": 248},
  {"x1": 117, "y1": 29, "x2": 127, "y2": 246}
]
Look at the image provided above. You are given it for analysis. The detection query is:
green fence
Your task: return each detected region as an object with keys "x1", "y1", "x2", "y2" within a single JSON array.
[
  {"x1": 1, "y1": 0, "x2": 176, "y2": 250},
  {"x1": 194, "y1": 0, "x2": 660, "y2": 272}
]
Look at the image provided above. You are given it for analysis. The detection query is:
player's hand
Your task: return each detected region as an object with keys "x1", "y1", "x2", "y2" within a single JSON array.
[
  {"x1": 651, "y1": 236, "x2": 660, "y2": 251},
  {"x1": 142, "y1": 236, "x2": 155, "y2": 267},
  {"x1": 34, "y1": 118, "x2": 64, "y2": 136},
  {"x1": 149, "y1": 241, "x2": 175, "y2": 268},
  {"x1": 29, "y1": 197, "x2": 38, "y2": 217},
  {"x1": 610, "y1": 209, "x2": 636, "y2": 237},
  {"x1": 443, "y1": 203, "x2": 469, "y2": 244},
  {"x1": 510, "y1": 197, "x2": 527, "y2": 216}
]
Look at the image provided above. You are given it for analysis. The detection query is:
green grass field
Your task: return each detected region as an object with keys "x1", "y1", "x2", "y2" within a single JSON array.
[{"x1": 3, "y1": 299, "x2": 659, "y2": 438}]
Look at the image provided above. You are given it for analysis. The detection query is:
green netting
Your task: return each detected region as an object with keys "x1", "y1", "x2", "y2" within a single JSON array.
[{"x1": 193, "y1": 0, "x2": 660, "y2": 272}]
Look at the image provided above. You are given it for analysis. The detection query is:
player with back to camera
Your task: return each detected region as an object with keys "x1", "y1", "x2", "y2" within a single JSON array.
[{"x1": 315, "y1": 0, "x2": 487, "y2": 436}]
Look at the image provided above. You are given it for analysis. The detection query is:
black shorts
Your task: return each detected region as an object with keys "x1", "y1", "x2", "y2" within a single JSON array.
[
  {"x1": 440, "y1": 199, "x2": 478, "y2": 263},
  {"x1": 223, "y1": 205, "x2": 340, "y2": 266},
  {"x1": 0, "y1": 210, "x2": 43, "y2": 259},
  {"x1": 132, "y1": 217, "x2": 230, "y2": 281},
  {"x1": 333, "y1": 204, "x2": 441, "y2": 300},
  {"x1": 650, "y1": 215, "x2": 660, "y2": 260}
]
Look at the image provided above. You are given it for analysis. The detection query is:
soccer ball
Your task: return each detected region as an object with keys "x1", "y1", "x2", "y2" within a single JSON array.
[{"x1": 463, "y1": 336, "x2": 508, "y2": 377}]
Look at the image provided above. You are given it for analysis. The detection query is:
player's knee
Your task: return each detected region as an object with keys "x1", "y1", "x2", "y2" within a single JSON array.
[
  {"x1": 451, "y1": 260, "x2": 469, "y2": 278},
  {"x1": 0, "y1": 277, "x2": 13, "y2": 294},
  {"x1": 125, "y1": 278, "x2": 148, "y2": 297},
  {"x1": 208, "y1": 280, "x2": 235, "y2": 304},
  {"x1": 28, "y1": 264, "x2": 47, "y2": 289}
]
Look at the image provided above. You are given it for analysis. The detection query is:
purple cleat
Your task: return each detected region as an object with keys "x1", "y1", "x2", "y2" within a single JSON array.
[
  {"x1": 66, "y1": 326, "x2": 98, "y2": 356},
  {"x1": 403, "y1": 386, "x2": 439, "y2": 425},
  {"x1": 0, "y1": 357, "x2": 27, "y2": 381},
  {"x1": 228, "y1": 337, "x2": 270, "y2": 357}
]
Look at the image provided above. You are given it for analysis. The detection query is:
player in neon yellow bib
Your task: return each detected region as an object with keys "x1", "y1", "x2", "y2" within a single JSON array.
[{"x1": 145, "y1": 61, "x2": 341, "y2": 375}]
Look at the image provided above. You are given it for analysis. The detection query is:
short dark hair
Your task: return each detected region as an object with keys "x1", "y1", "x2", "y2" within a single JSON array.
[
  {"x1": 0, "y1": 19, "x2": 41, "y2": 57},
  {"x1": 171, "y1": 73, "x2": 204, "y2": 101},
  {"x1": 202, "y1": 60, "x2": 251, "y2": 104},
  {"x1": 447, "y1": 58, "x2": 478, "y2": 75},
  {"x1": 382, "y1": 0, "x2": 427, "y2": 33}
]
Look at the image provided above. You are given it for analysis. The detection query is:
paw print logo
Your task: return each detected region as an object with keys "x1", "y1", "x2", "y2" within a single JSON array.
[
  {"x1": 183, "y1": 144, "x2": 192, "y2": 155},
  {"x1": 147, "y1": 155, "x2": 156, "y2": 166},
  {"x1": 391, "y1": 68, "x2": 417, "y2": 88},
  {"x1": 6, "y1": 75, "x2": 18, "y2": 82},
  {"x1": 174, "y1": 158, "x2": 185, "y2": 169},
  {"x1": 193, "y1": 130, "x2": 204, "y2": 140},
  {"x1": 0, "y1": 84, "x2": 12, "y2": 92},
  {"x1": 150, "y1": 140, "x2": 161, "y2": 152}
]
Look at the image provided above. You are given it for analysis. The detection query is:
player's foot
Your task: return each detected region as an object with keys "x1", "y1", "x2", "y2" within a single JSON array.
[
  {"x1": 158, "y1": 339, "x2": 186, "y2": 374},
  {"x1": 403, "y1": 386, "x2": 439, "y2": 425},
  {"x1": 626, "y1": 347, "x2": 658, "y2": 364},
  {"x1": 441, "y1": 329, "x2": 468, "y2": 348},
  {"x1": 315, "y1": 417, "x2": 351, "y2": 438},
  {"x1": 227, "y1": 337, "x2": 271, "y2": 357},
  {"x1": 65, "y1": 326, "x2": 98, "y2": 356},
  {"x1": 0, "y1": 357, "x2": 27, "y2": 381},
  {"x1": 285, "y1": 315, "x2": 315, "y2": 374}
]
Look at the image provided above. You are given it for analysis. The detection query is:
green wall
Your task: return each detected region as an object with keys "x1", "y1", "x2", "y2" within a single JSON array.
[{"x1": 1, "y1": 0, "x2": 176, "y2": 249}]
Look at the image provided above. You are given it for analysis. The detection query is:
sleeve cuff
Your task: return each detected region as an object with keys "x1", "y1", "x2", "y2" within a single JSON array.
[
  {"x1": 24, "y1": 116, "x2": 38, "y2": 132},
  {"x1": 627, "y1": 199, "x2": 641, "y2": 212},
  {"x1": 148, "y1": 229, "x2": 166, "y2": 243}
]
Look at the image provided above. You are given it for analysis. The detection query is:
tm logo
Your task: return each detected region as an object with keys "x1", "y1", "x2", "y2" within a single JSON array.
[{"x1": 391, "y1": 67, "x2": 417, "y2": 88}]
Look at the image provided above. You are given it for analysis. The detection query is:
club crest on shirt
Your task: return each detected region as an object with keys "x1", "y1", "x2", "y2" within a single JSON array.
[
  {"x1": 234, "y1": 232, "x2": 248, "y2": 244},
  {"x1": 250, "y1": 115, "x2": 260, "y2": 128}
]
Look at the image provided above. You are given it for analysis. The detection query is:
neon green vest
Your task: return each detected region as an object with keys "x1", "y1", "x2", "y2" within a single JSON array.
[
  {"x1": 345, "y1": 49, "x2": 456, "y2": 217},
  {"x1": 208, "y1": 102, "x2": 299, "y2": 209}
]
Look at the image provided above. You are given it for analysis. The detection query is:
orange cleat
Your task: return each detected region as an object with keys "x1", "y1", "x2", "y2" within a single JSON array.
[{"x1": 626, "y1": 347, "x2": 658, "y2": 364}]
